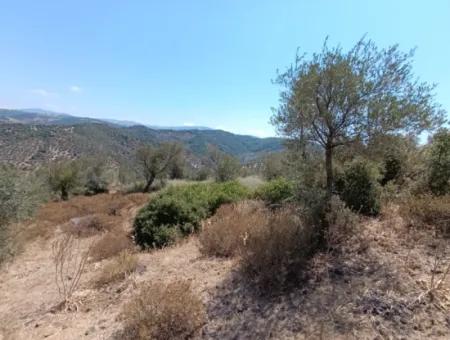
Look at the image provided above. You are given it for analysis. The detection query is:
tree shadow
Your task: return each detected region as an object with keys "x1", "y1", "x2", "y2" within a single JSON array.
[{"x1": 201, "y1": 245, "x2": 418, "y2": 339}]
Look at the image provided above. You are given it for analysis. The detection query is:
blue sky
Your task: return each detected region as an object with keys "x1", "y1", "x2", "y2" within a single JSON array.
[{"x1": 0, "y1": 1, "x2": 449, "y2": 137}]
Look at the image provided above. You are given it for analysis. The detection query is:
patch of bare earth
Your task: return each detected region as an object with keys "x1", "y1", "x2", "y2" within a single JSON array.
[{"x1": 1, "y1": 198, "x2": 449, "y2": 339}]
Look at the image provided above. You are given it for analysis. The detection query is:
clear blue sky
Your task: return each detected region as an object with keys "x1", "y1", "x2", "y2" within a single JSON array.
[{"x1": 0, "y1": 1, "x2": 449, "y2": 137}]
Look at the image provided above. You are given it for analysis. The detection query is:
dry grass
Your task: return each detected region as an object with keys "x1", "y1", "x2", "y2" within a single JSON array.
[
  {"x1": 324, "y1": 195, "x2": 359, "y2": 249},
  {"x1": 90, "y1": 230, "x2": 134, "y2": 262},
  {"x1": 94, "y1": 250, "x2": 138, "y2": 287},
  {"x1": 240, "y1": 205, "x2": 318, "y2": 289},
  {"x1": 399, "y1": 194, "x2": 450, "y2": 236},
  {"x1": 199, "y1": 200, "x2": 265, "y2": 257},
  {"x1": 60, "y1": 214, "x2": 117, "y2": 237},
  {"x1": 120, "y1": 280, "x2": 206, "y2": 340},
  {"x1": 36, "y1": 193, "x2": 149, "y2": 226}
]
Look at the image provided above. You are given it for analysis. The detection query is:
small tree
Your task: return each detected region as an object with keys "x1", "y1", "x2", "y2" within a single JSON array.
[
  {"x1": 261, "y1": 152, "x2": 285, "y2": 180},
  {"x1": 428, "y1": 128, "x2": 450, "y2": 195},
  {"x1": 82, "y1": 157, "x2": 109, "y2": 195},
  {"x1": 136, "y1": 142, "x2": 183, "y2": 192},
  {"x1": 48, "y1": 160, "x2": 80, "y2": 200},
  {"x1": 207, "y1": 146, "x2": 240, "y2": 182},
  {"x1": 272, "y1": 37, "x2": 445, "y2": 196}
]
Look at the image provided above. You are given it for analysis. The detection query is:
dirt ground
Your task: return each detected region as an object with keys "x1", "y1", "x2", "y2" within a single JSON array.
[{"x1": 0, "y1": 194, "x2": 449, "y2": 339}]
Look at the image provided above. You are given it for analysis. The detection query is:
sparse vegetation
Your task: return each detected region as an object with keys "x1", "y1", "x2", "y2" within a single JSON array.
[
  {"x1": 90, "y1": 231, "x2": 134, "y2": 262},
  {"x1": 399, "y1": 195, "x2": 450, "y2": 236},
  {"x1": 120, "y1": 280, "x2": 206, "y2": 340},
  {"x1": 134, "y1": 181, "x2": 249, "y2": 248},
  {"x1": 240, "y1": 206, "x2": 318, "y2": 289},
  {"x1": 95, "y1": 250, "x2": 138, "y2": 287},
  {"x1": 52, "y1": 234, "x2": 91, "y2": 311},
  {"x1": 199, "y1": 200, "x2": 265, "y2": 257}
]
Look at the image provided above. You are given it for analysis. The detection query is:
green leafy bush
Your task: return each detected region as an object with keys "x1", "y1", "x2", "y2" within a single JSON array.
[
  {"x1": 428, "y1": 129, "x2": 450, "y2": 196},
  {"x1": 1, "y1": 166, "x2": 48, "y2": 263},
  {"x1": 254, "y1": 178, "x2": 294, "y2": 205},
  {"x1": 134, "y1": 181, "x2": 249, "y2": 248},
  {"x1": 335, "y1": 160, "x2": 381, "y2": 216}
]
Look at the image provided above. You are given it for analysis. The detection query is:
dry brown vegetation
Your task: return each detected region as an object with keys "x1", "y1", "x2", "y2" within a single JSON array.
[
  {"x1": 199, "y1": 200, "x2": 265, "y2": 257},
  {"x1": 51, "y1": 234, "x2": 92, "y2": 312},
  {"x1": 240, "y1": 205, "x2": 318, "y2": 289},
  {"x1": 120, "y1": 280, "x2": 206, "y2": 340},
  {"x1": 90, "y1": 230, "x2": 134, "y2": 262},
  {"x1": 36, "y1": 193, "x2": 149, "y2": 226},
  {"x1": 94, "y1": 250, "x2": 138, "y2": 287},
  {"x1": 400, "y1": 194, "x2": 450, "y2": 236},
  {"x1": 1, "y1": 191, "x2": 450, "y2": 339}
]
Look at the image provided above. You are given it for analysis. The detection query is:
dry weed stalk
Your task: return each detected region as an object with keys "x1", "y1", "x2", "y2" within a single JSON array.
[
  {"x1": 412, "y1": 240, "x2": 450, "y2": 306},
  {"x1": 51, "y1": 234, "x2": 91, "y2": 311}
]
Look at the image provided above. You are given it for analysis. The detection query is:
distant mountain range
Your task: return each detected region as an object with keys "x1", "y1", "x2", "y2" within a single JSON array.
[
  {"x1": 0, "y1": 108, "x2": 283, "y2": 169},
  {"x1": 0, "y1": 108, "x2": 214, "y2": 131}
]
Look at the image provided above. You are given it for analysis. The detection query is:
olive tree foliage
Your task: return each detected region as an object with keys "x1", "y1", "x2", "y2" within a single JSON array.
[
  {"x1": 1, "y1": 166, "x2": 48, "y2": 262},
  {"x1": 136, "y1": 142, "x2": 184, "y2": 192},
  {"x1": 207, "y1": 146, "x2": 241, "y2": 182},
  {"x1": 272, "y1": 37, "x2": 445, "y2": 195},
  {"x1": 81, "y1": 157, "x2": 110, "y2": 195},
  {"x1": 47, "y1": 160, "x2": 81, "y2": 200}
]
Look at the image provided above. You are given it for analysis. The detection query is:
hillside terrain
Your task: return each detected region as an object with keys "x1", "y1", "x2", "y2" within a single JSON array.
[
  {"x1": 0, "y1": 109, "x2": 283, "y2": 168},
  {"x1": 0, "y1": 193, "x2": 448, "y2": 339}
]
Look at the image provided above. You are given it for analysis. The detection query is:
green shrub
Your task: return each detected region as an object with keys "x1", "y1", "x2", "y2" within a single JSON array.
[
  {"x1": 134, "y1": 181, "x2": 249, "y2": 248},
  {"x1": 381, "y1": 152, "x2": 403, "y2": 185},
  {"x1": 1, "y1": 166, "x2": 48, "y2": 264},
  {"x1": 428, "y1": 129, "x2": 450, "y2": 196},
  {"x1": 335, "y1": 160, "x2": 381, "y2": 216},
  {"x1": 254, "y1": 177, "x2": 294, "y2": 205}
]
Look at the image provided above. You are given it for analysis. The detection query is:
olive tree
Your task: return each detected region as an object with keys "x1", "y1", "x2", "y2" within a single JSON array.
[
  {"x1": 136, "y1": 142, "x2": 184, "y2": 192},
  {"x1": 272, "y1": 38, "x2": 445, "y2": 195},
  {"x1": 48, "y1": 160, "x2": 81, "y2": 200},
  {"x1": 207, "y1": 146, "x2": 240, "y2": 182}
]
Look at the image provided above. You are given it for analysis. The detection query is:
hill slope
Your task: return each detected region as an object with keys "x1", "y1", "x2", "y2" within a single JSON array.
[{"x1": 0, "y1": 122, "x2": 283, "y2": 168}]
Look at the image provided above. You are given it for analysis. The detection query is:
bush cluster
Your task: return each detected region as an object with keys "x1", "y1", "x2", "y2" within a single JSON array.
[
  {"x1": 254, "y1": 177, "x2": 294, "y2": 205},
  {"x1": 335, "y1": 159, "x2": 381, "y2": 216},
  {"x1": 134, "y1": 181, "x2": 249, "y2": 248}
]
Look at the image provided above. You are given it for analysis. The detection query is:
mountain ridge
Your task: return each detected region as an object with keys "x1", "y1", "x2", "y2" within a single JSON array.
[
  {"x1": 1, "y1": 108, "x2": 220, "y2": 133},
  {"x1": 0, "y1": 109, "x2": 283, "y2": 169}
]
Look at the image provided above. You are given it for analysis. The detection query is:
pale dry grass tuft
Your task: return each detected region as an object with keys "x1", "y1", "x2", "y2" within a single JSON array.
[
  {"x1": 95, "y1": 250, "x2": 138, "y2": 287},
  {"x1": 120, "y1": 280, "x2": 206, "y2": 340},
  {"x1": 199, "y1": 200, "x2": 265, "y2": 257},
  {"x1": 90, "y1": 230, "x2": 134, "y2": 262}
]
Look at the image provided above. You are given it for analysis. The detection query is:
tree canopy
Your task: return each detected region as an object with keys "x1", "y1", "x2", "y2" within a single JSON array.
[{"x1": 272, "y1": 37, "x2": 445, "y2": 194}]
